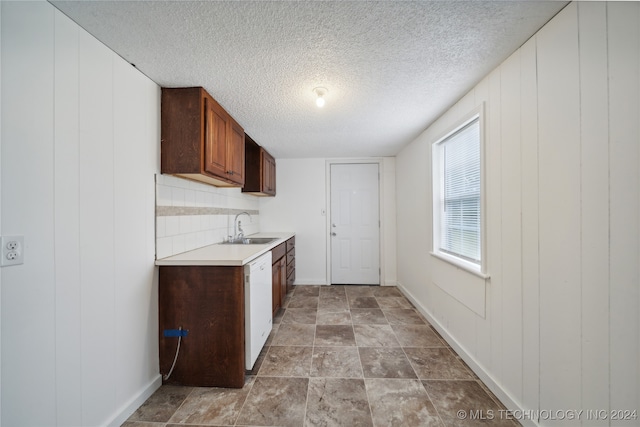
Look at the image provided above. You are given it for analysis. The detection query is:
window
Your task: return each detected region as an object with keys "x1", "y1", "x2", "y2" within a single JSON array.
[{"x1": 432, "y1": 110, "x2": 485, "y2": 274}]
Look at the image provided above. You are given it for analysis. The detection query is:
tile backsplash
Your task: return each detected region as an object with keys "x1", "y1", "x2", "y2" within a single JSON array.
[{"x1": 155, "y1": 174, "x2": 260, "y2": 259}]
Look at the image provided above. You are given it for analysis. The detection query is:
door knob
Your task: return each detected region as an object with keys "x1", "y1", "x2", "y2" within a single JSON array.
[{"x1": 331, "y1": 232, "x2": 337, "y2": 236}]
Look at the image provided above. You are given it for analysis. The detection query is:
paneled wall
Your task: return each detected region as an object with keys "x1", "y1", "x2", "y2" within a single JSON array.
[
  {"x1": 396, "y1": 2, "x2": 639, "y2": 425},
  {"x1": 1, "y1": 2, "x2": 160, "y2": 425}
]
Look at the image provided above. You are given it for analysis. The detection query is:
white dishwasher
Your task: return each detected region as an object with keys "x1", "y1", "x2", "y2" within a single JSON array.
[{"x1": 244, "y1": 251, "x2": 273, "y2": 369}]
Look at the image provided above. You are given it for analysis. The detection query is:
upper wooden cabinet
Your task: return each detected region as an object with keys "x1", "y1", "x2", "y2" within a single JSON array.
[
  {"x1": 161, "y1": 87, "x2": 245, "y2": 187},
  {"x1": 242, "y1": 134, "x2": 276, "y2": 196}
]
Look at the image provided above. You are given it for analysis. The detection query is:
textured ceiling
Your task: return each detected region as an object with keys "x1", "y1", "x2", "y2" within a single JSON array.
[{"x1": 51, "y1": 1, "x2": 566, "y2": 159}]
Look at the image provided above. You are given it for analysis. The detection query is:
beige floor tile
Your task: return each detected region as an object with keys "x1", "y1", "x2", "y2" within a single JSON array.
[
  {"x1": 351, "y1": 308, "x2": 388, "y2": 324},
  {"x1": 315, "y1": 325, "x2": 357, "y2": 346},
  {"x1": 366, "y1": 378, "x2": 441, "y2": 427},
  {"x1": 423, "y1": 380, "x2": 520, "y2": 426},
  {"x1": 391, "y1": 324, "x2": 445, "y2": 347},
  {"x1": 371, "y1": 287, "x2": 404, "y2": 298},
  {"x1": 345, "y1": 285, "x2": 375, "y2": 296},
  {"x1": 281, "y1": 308, "x2": 317, "y2": 324},
  {"x1": 383, "y1": 308, "x2": 426, "y2": 325},
  {"x1": 306, "y1": 378, "x2": 373, "y2": 427},
  {"x1": 319, "y1": 285, "x2": 346, "y2": 296},
  {"x1": 127, "y1": 385, "x2": 193, "y2": 423},
  {"x1": 236, "y1": 377, "x2": 308, "y2": 427},
  {"x1": 316, "y1": 310, "x2": 352, "y2": 325},
  {"x1": 294, "y1": 285, "x2": 320, "y2": 297},
  {"x1": 354, "y1": 324, "x2": 401, "y2": 347},
  {"x1": 349, "y1": 296, "x2": 381, "y2": 309},
  {"x1": 287, "y1": 295, "x2": 319, "y2": 309},
  {"x1": 122, "y1": 422, "x2": 166, "y2": 427},
  {"x1": 317, "y1": 295, "x2": 349, "y2": 312},
  {"x1": 258, "y1": 346, "x2": 313, "y2": 377},
  {"x1": 311, "y1": 346, "x2": 363, "y2": 378},
  {"x1": 359, "y1": 347, "x2": 417, "y2": 379},
  {"x1": 168, "y1": 378, "x2": 253, "y2": 425},
  {"x1": 376, "y1": 296, "x2": 413, "y2": 309},
  {"x1": 405, "y1": 347, "x2": 475, "y2": 380},
  {"x1": 272, "y1": 323, "x2": 316, "y2": 346}
]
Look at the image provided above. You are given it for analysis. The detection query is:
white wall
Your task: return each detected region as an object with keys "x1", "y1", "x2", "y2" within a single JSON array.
[
  {"x1": 259, "y1": 158, "x2": 328, "y2": 284},
  {"x1": 1, "y1": 2, "x2": 161, "y2": 426},
  {"x1": 259, "y1": 157, "x2": 397, "y2": 286},
  {"x1": 396, "y1": 2, "x2": 640, "y2": 425},
  {"x1": 381, "y1": 157, "x2": 396, "y2": 285}
]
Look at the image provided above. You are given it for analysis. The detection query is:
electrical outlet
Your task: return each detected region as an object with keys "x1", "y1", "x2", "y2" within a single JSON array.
[{"x1": 1, "y1": 235, "x2": 24, "y2": 267}]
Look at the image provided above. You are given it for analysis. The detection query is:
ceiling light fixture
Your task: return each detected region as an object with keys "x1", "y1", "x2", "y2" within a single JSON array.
[{"x1": 313, "y1": 87, "x2": 328, "y2": 108}]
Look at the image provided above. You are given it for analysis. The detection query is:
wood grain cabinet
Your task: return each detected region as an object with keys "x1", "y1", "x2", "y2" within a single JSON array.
[
  {"x1": 285, "y1": 237, "x2": 295, "y2": 294},
  {"x1": 271, "y1": 237, "x2": 295, "y2": 316},
  {"x1": 242, "y1": 134, "x2": 276, "y2": 196},
  {"x1": 271, "y1": 242, "x2": 287, "y2": 316},
  {"x1": 158, "y1": 265, "x2": 245, "y2": 388},
  {"x1": 161, "y1": 87, "x2": 245, "y2": 187}
]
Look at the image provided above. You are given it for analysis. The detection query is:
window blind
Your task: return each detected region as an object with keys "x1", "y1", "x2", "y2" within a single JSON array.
[{"x1": 439, "y1": 118, "x2": 481, "y2": 264}]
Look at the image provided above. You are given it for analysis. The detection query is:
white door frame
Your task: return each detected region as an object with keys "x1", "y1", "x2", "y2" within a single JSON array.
[{"x1": 325, "y1": 158, "x2": 385, "y2": 286}]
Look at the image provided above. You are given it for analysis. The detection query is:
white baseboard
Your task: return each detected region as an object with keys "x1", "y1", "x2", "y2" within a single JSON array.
[
  {"x1": 106, "y1": 374, "x2": 162, "y2": 427},
  {"x1": 293, "y1": 280, "x2": 329, "y2": 286},
  {"x1": 396, "y1": 282, "x2": 539, "y2": 427},
  {"x1": 293, "y1": 280, "x2": 399, "y2": 286}
]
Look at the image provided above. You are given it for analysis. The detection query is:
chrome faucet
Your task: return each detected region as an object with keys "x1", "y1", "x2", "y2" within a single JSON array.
[{"x1": 233, "y1": 211, "x2": 251, "y2": 241}]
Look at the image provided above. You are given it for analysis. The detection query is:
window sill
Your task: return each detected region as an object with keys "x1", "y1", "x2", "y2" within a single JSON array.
[{"x1": 430, "y1": 251, "x2": 490, "y2": 280}]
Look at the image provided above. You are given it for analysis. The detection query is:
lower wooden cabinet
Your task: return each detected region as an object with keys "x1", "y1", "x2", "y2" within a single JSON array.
[
  {"x1": 271, "y1": 237, "x2": 295, "y2": 316},
  {"x1": 272, "y1": 256, "x2": 286, "y2": 316},
  {"x1": 271, "y1": 256, "x2": 282, "y2": 315},
  {"x1": 158, "y1": 237, "x2": 296, "y2": 388},
  {"x1": 271, "y1": 242, "x2": 286, "y2": 316},
  {"x1": 158, "y1": 265, "x2": 245, "y2": 388},
  {"x1": 285, "y1": 236, "x2": 295, "y2": 294}
]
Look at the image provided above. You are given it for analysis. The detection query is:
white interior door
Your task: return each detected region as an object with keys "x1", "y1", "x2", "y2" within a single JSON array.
[{"x1": 330, "y1": 163, "x2": 380, "y2": 285}]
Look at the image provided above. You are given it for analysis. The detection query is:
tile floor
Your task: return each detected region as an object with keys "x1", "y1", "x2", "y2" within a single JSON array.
[{"x1": 123, "y1": 285, "x2": 520, "y2": 427}]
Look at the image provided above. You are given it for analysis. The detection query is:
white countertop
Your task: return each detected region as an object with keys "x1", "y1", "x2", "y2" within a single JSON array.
[{"x1": 155, "y1": 232, "x2": 295, "y2": 266}]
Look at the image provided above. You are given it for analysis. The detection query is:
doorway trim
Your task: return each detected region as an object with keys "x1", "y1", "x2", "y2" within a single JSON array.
[{"x1": 325, "y1": 158, "x2": 385, "y2": 286}]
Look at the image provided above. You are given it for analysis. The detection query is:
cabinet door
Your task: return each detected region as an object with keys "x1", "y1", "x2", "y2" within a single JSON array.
[
  {"x1": 279, "y1": 257, "x2": 287, "y2": 306},
  {"x1": 285, "y1": 237, "x2": 295, "y2": 294},
  {"x1": 226, "y1": 118, "x2": 245, "y2": 185},
  {"x1": 159, "y1": 266, "x2": 245, "y2": 388},
  {"x1": 262, "y1": 151, "x2": 276, "y2": 195},
  {"x1": 203, "y1": 96, "x2": 228, "y2": 178},
  {"x1": 272, "y1": 261, "x2": 281, "y2": 315}
]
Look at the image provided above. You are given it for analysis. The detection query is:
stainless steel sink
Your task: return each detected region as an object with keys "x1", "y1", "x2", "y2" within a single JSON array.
[{"x1": 219, "y1": 237, "x2": 278, "y2": 245}]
